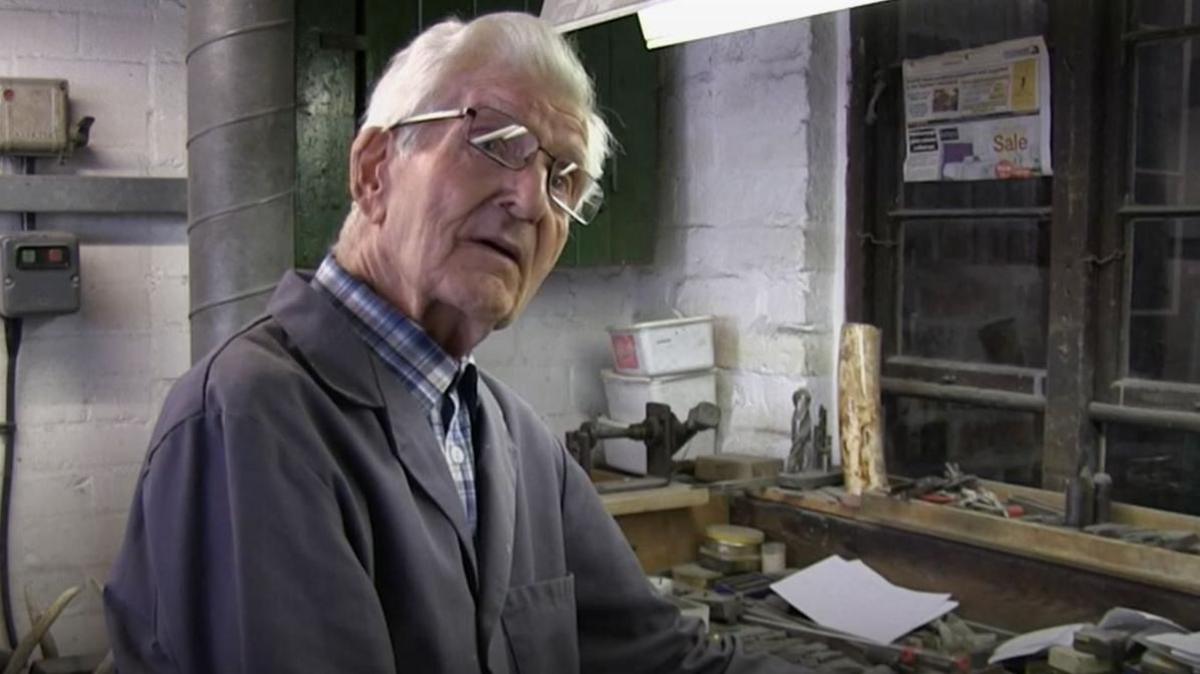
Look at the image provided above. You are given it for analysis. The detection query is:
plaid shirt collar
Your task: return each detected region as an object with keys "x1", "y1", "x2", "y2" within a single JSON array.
[{"x1": 311, "y1": 254, "x2": 473, "y2": 411}]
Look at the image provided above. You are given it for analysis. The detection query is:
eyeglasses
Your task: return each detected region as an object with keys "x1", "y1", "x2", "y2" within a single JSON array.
[{"x1": 388, "y1": 106, "x2": 604, "y2": 226}]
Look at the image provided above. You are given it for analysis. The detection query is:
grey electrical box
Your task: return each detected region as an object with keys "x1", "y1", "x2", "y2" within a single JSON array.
[
  {"x1": 0, "y1": 232, "x2": 80, "y2": 317},
  {"x1": 0, "y1": 78, "x2": 69, "y2": 156}
]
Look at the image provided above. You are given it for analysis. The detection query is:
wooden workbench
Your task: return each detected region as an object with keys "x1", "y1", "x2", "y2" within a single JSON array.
[
  {"x1": 732, "y1": 486, "x2": 1200, "y2": 632},
  {"x1": 593, "y1": 472, "x2": 1200, "y2": 634},
  {"x1": 600, "y1": 483, "x2": 728, "y2": 573}
]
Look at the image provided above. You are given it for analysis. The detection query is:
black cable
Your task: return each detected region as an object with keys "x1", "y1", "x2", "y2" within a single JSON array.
[
  {"x1": 0, "y1": 317, "x2": 21, "y2": 649},
  {"x1": 0, "y1": 156, "x2": 34, "y2": 649},
  {"x1": 21, "y1": 158, "x2": 35, "y2": 232}
]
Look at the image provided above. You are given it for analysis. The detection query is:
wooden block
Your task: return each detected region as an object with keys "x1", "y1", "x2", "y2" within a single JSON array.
[
  {"x1": 671, "y1": 562, "x2": 723, "y2": 590},
  {"x1": 695, "y1": 453, "x2": 783, "y2": 482}
]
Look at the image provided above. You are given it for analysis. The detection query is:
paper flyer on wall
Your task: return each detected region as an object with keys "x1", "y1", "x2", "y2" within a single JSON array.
[{"x1": 902, "y1": 36, "x2": 1052, "y2": 182}]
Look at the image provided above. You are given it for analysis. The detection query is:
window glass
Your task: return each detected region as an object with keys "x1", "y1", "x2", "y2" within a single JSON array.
[
  {"x1": 886, "y1": 396, "x2": 1042, "y2": 485},
  {"x1": 1134, "y1": 0, "x2": 1200, "y2": 30},
  {"x1": 905, "y1": 179, "x2": 1051, "y2": 211},
  {"x1": 1105, "y1": 424, "x2": 1200, "y2": 515},
  {"x1": 897, "y1": 0, "x2": 1050, "y2": 211},
  {"x1": 1131, "y1": 38, "x2": 1200, "y2": 205},
  {"x1": 1128, "y1": 218, "x2": 1200, "y2": 382},
  {"x1": 901, "y1": 219, "x2": 1049, "y2": 366},
  {"x1": 899, "y1": 0, "x2": 1047, "y2": 59}
]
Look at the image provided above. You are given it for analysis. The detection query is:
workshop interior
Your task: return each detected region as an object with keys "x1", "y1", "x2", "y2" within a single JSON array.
[{"x1": 0, "y1": 0, "x2": 1198, "y2": 672}]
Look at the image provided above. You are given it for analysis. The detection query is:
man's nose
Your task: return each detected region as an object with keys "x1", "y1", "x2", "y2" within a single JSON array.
[{"x1": 497, "y1": 161, "x2": 550, "y2": 222}]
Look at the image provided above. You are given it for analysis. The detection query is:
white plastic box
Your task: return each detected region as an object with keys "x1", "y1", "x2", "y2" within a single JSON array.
[
  {"x1": 607, "y1": 316, "x2": 714, "y2": 376},
  {"x1": 601, "y1": 368, "x2": 718, "y2": 424}
]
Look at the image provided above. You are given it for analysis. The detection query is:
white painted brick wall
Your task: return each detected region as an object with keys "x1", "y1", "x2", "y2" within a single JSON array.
[
  {"x1": 0, "y1": 0, "x2": 188, "y2": 655},
  {"x1": 0, "y1": 0, "x2": 845, "y2": 654},
  {"x1": 479, "y1": 18, "x2": 846, "y2": 462},
  {"x1": 476, "y1": 265, "x2": 642, "y2": 434}
]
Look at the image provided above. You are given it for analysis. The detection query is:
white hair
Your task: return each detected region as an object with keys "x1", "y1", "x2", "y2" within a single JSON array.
[{"x1": 362, "y1": 12, "x2": 612, "y2": 178}]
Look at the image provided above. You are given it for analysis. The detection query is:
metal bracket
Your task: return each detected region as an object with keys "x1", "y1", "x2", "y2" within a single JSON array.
[
  {"x1": 1083, "y1": 249, "x2": 1125, "y2": 267},
  {"x1": 865, "y1": 70, "x2": 888, "y2": 125},
  {"x1": 859, "y1": 232, "x2": 898, "y2": 248},
  {"x1": 0, "y1": 175, "x2": 186, "y2": 214},
  {"x1": 317, "y1": 32, "x2": 367, "y2": 51}
]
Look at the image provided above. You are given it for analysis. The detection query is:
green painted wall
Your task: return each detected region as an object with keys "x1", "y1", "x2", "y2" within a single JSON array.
[{"x1": 295, "y1": 1, "x2": 657, "y2": 268}]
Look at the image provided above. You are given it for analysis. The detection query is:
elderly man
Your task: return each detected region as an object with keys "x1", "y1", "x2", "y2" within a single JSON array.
[{"x1": 105, "y1": 12, "x2": 802, "y2": 674}]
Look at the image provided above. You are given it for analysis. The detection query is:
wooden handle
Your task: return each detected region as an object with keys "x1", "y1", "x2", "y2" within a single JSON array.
[{"x1": 838, "y1": 323, "x2": 887, "y2": 495}]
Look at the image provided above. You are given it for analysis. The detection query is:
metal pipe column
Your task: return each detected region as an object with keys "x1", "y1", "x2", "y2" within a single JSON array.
[{"x1": 187, "y1": 0, "x2": 296, "y2": 361}]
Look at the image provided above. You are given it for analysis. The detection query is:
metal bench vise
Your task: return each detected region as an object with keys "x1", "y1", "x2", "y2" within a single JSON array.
[{"x1": 565, "y1": 401, "x2": 720, "y2": 494}]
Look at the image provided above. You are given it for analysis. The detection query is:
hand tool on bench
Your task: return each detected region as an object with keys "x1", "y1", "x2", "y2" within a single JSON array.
[{"x1": 742, "y1": 604, "x2": 969, "y2": 673}]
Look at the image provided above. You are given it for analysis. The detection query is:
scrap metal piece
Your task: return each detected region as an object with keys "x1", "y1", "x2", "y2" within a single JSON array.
[
  {"x1": 1083, "y1": 523, "x2": 1200, "y2": 553},
  {"x1": 1072, "y1": 627, "x2": 1128, "y2": 666},
  {"x1": 1048, "y1": 646, "x2": 1111, "y2": 674},
  {"x1": 742, "y1": 607, "x2": 967, "y2": 674},
  {"x1": 713, "y1": 573, "x2": 775, "y2": 598},
  {"x1": 685, "y1": 591, "x2": 744, "y2": 624}
]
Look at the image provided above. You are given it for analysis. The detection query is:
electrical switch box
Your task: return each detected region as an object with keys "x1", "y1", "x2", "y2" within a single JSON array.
[
  {"x1": 0, "y1": 78, "x2": 69, "y2": 156},
  {"x1": 0, "y1": 232, "x2": 80, "y2": 317}
]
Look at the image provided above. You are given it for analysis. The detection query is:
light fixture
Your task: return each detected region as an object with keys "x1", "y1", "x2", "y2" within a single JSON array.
[
  {"x1": 541, "y1": 0, "x2": 890, "y2": 48},
  {"x1": 638, "y1": 0, "x2": 888, "y2": 49},
  {"x1": 541, "y1": 0, "x2": 667, "y2": 34}
]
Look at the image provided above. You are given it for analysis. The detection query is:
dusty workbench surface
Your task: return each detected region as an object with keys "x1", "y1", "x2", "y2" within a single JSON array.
[
  {"x1": 600, "y1": 482, "x2": 711, "y2": 516},
  {"x1": 751, "y1": 485, "x2": 1200, "y2": 597},
  {"x1": 733, "y1": 493, "x2": 1199, "y2": 632}
]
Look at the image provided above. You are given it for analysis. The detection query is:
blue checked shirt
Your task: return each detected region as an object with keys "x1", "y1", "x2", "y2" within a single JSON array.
[{"x1": 312, "y1": 255, "x2": 478, "y2": 534}]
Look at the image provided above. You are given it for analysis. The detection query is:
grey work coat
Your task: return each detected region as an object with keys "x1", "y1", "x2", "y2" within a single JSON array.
[{"x1": 104, "y1": 271, "x2": 802, "y2": 674}]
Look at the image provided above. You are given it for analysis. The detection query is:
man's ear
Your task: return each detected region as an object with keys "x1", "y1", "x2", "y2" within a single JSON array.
[{"x1": 349, "y1": 127, "x2": 394, "y2": 225}]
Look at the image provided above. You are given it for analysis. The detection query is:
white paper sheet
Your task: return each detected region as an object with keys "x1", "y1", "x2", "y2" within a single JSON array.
[
  {"x1": 769, "y1": 556, "x2": 957, "y2": 644},
  {"x1": 1174, "y1": 653, "x2": 1200, "y2": 669},
  {"x1": 902, "y1": 36, "x2": 1053, "y2": 182},
  {"x1": 987, "y1": 624, "x2": 1087, "y2": 664},
  {"x1": 1147, "y1": 633, "x2": 1200, "y2": 658}
]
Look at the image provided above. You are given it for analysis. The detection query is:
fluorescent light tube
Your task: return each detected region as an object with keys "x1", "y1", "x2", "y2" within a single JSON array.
[{"x1": 637, "y1": 0, "x2": 889, "y2": 49}]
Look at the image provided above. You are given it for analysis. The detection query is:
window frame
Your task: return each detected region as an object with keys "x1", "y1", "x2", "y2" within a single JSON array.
[
  {"x1": 848, "y1": 0, "x2": 1200, "y2": 496},
  {"x1": 1096, "y1": 4, "x2": 1200, "y2": 418}
]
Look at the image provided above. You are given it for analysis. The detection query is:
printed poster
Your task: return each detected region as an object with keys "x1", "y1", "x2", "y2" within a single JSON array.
[{"x1": 902, "y1": 36, "x2": 1052, "y2": 182}]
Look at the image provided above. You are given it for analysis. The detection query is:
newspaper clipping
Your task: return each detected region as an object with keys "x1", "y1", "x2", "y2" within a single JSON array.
[{"x1": 902, "y1": 36, "x2": 1051, "y2": 183}]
